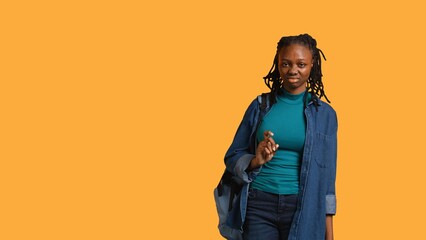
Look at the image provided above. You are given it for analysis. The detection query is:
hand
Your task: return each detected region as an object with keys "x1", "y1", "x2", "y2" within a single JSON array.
[{"x1": 249, "y1": 131, "x2": 279, "y2": 170}]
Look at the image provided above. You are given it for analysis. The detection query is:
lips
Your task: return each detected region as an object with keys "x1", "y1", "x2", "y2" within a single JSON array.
[{"x1": 286, "y1": 78, "x2": 299, "y2": 82}]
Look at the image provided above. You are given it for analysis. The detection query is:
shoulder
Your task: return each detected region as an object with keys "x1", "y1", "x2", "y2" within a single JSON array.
[
  {"x1": 308, "y1": 99, "x2": 338, "y2": 122},
  {"x1": 239, "y1": 94, "x2": 264, "y2": 119},
  {"x1": 248, "y1": 92, "x2": 271, "y2": 107},
  {"x1": 239, "y1": 92, "x2": 274, "y2": 114},
  {"x1": 318, "y1": 100, "x2": 337, "y2": 116},
  {"x1": 317, "y1": 100, "x2": 338, "y2": 129},
  {"x1": 241, "y1": 92, "x2": 273, "y2": 118}
]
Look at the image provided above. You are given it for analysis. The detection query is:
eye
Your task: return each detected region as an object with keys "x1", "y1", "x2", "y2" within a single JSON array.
[
  {"x1": 298, "y1": 63, "x2": 307, "y2": 67},
  {"x1": 281, "y1": 62, "x2": 289, "y2": 67}
]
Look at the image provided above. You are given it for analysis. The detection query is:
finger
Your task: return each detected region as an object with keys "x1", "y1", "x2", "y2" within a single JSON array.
[
  {"x1": 268, "y1": 138, "x2": 276, "y2": 148},
  {"x1": 263, "y1": 130, "x2": 274, "y2": 139},
  {"x1": 266, "y1": 151, "x2": 275, "y2": 161},
  {"x1": 262, "y1": 131, "x2": 277, "y2": 150},
  {"x1": 264, "y1": 141, "x2": 271, "y2": 154},
  {"x1": 257, "y1": 141, "x2": 266, "y2": 152},
  {"x1": 264, "y1": 147, "x2": 272, "y2": 155}
]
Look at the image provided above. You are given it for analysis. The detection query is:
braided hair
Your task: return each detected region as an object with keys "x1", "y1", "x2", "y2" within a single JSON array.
[{"x1": 263, "y1": 34, "x2": 329, "y2": 108}]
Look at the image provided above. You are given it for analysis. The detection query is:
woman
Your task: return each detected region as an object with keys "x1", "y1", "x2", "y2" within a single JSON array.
[{"x1": 224, "y1": 34, "x2": 337, "y2": 240}]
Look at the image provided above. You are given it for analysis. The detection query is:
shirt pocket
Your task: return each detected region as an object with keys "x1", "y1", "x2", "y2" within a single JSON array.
[{"x1": 312, "y1": 132, "x2": 334, "y2": 168}]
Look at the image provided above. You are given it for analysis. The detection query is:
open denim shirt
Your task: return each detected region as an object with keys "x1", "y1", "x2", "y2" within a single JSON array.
[{"x1": 224, "y1": 94, "x2": 338, "y2": 240}]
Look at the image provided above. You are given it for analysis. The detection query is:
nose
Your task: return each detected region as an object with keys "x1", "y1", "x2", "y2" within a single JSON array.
[{"x1": 289, "y1": 65, "x2": 298, "y2": 75}]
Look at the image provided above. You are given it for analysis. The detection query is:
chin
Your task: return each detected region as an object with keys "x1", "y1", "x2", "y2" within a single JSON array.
[{"x1": 288, "y1": 83, "x2": 302, "y2": 89}]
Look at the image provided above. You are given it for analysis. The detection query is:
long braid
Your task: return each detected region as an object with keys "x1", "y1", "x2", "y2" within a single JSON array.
[{"x1": 263, "y1": 34, "x2": 330, "y2": 108}]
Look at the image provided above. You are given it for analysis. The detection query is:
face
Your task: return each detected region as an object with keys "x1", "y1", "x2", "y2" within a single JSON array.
[{"x1": 278, "y1": 44, "x2": 313, "y2": 94}]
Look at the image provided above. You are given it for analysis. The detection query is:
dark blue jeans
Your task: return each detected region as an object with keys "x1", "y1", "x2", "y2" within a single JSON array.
[{"x1": 243, "y1": 188, "x2": 298, "y2": 240}]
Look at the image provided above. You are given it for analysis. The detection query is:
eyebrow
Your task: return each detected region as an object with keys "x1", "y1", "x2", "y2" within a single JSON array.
[{"x1": 280, "y1": 58, "x2": 307, "y2": 61}]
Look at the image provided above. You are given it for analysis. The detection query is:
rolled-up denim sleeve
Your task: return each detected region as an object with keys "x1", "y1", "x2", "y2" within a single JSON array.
[
  {"x1": 233, "y1": 154, "x2": 255, "y2": 182},
  {"x1": 326, "y1": 194, "x2": 336, "y2": 214}
]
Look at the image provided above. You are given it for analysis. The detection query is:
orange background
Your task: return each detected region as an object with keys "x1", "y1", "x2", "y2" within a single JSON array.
[{"x1": 1, "y1": 0, "x2": 426, "y2": 239}]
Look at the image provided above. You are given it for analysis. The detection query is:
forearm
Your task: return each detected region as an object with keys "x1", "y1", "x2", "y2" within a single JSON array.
[
  {"x1": 246, "y1": 156, "x2": 260, "y2": 172},
  {"x1": 325, "y1": 215, "x2": 333, "y2": 240}
]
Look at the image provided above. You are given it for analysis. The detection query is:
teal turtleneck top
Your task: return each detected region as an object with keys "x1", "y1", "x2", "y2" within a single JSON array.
[{"x1": 251, "y1": 90, "x2": 309, "y2": 194}]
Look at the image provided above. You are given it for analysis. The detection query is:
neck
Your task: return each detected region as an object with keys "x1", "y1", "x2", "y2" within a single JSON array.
[{"x1": 282, "y1": 85, "x2": 307, "y2": 95}]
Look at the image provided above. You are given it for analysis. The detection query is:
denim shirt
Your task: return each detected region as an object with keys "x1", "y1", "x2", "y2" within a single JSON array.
[{"x1": 224, "y1": 93, "x2": 338, "y2": 240}]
